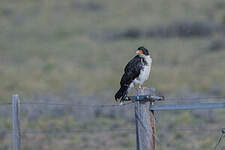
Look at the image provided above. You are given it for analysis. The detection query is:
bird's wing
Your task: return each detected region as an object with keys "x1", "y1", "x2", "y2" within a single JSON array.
[{"x1": 120, "y1": 55, "x2": 143, "y2": 86}]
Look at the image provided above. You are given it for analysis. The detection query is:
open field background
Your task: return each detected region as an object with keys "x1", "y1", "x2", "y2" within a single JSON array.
[{"x1": 0, "y1": 0, "x2": 225, "y2": 149}]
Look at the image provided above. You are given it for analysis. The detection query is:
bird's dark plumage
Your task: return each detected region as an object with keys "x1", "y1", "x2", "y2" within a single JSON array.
[
  {"x1": 115, "y1": 46, "x2": 152, "y2": 102},
  {"x1": 115, "y1": 55, "x2": 143, "y2": 100}
]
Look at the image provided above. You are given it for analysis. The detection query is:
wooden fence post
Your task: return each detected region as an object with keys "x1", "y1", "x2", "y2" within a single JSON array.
[
  {"x1": 12, "y1": 94, "x2": 21, "y2": 150},
  {"x1": 135, "y1": 88, "x2": 156, "y2": 150}
]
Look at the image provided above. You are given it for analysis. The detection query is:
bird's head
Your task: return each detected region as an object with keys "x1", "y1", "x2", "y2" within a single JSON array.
[{"x1": 136, "y1": 46, "x2": 150, "y2": 56}]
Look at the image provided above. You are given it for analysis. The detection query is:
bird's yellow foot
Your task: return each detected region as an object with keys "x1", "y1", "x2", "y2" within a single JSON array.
[{"x1": 138, "y1": 85, "x2": 142, "y2": 89}]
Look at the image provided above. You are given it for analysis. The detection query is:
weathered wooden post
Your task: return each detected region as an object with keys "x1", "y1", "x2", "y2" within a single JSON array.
[
  {"x1": 12, "y1": 94, "x2": 21, "y2": 150},
  {"x1": 135, "y1": 88, "x2": 156, "y2": 150}
]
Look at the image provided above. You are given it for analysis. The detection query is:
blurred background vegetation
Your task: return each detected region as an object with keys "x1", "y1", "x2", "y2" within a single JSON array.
[{"x1": 0, "y1": 0, "x2": 225, "y2": 149}]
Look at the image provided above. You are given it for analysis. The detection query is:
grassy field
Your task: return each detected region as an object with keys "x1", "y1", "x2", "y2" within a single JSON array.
[{"x1": 0, "y1": 0, "x2": 225, "y2": 149}]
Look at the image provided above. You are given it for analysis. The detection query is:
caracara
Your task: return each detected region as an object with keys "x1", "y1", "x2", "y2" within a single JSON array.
[{"x1": 115, "y1": 46, "x2": 152, "y2": 102}]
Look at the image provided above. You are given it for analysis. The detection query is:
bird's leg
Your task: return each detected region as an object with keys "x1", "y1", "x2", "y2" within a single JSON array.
[{"x1": 138, "y1": 84, "x2": 142, "y2": 89}]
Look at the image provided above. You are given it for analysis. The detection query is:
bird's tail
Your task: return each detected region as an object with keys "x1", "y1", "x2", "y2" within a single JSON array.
[{"x1": 115, "y1": 86, "x2": 128, "y2": 101}]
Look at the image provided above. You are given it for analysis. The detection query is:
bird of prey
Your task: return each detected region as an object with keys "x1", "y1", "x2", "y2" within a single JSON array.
[{"x1": 115, "y1": 46, "x2": 152, "y2": 102}]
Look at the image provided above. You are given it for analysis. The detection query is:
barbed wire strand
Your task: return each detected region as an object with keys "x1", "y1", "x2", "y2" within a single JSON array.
[
  {"x1": 1, "y1": 95, "x2": 225, "y2": 106},
  {"x1": 1, "y1": 127, "x2": 222, "y2": 135},
  {"x1": 213, "y1": 132, "x2": 225, "y2": 150},
  {"x1": 0, "y1": 102, "x2": 11, "y2": 106},
  {"x1": 0, "y1": 128, "x2": 136, "y2": 135},
  {"x1": 22, "y1": 128, "x2": 136, "y2": 134},
  {"x1": 165, "y1": 96, "x2": 225, "y2": 102},
  {"x1": 19, "y1": 101, "x2": 134, "y2": 108}
]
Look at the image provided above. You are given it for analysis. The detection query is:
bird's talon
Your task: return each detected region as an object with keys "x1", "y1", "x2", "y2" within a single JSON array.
[{"x1": 138, "y1": 85, "x2": 142, "y2": 89}]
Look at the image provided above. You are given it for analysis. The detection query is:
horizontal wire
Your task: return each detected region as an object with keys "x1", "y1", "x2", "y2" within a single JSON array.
[
  {"x1": 1, "y1": 98, "x2": 223, "y2": 105},
  {"x1": 165, "y1": 96, "x2": 225, "y2": 101},
  {"x1": 1, "y1": 96, "x2": 225, "y2": 106},
  {"x1": 1, "y1": 127, "x2": 223, "y2": 135},
  {"x1": 0, "y1": 128, "x2": 136, "y2": 135},
  {"x1": 19, "y1": 101, "x2": 134, "y2": 108},
  {"x1": 169, "y1": 128, "x2": 221, "y2": 132},
  {"x1": 22, "y1": 128, "x2": 136, "y2": 134},
  {"x1": 0, "y1": 103, "x2": 11, "y2": 106}
]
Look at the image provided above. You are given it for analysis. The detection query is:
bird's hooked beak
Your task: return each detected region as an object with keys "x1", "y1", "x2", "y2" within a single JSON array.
[{"x1": 136, "y1": 50, "x2": 143, "y2": 55}]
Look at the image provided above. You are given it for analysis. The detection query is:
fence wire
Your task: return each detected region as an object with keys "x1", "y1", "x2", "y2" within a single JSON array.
[
  {"x1": 214, "y1": 131, "x2": 225, "y2": 150},
  {"x1": 0, "y1": 128, "x2": 136, "y2": 135},
  {"x1": 1, "y1": 95, "x2": 225, "y2": 106},
  {"x1": 0, "y1": 101, "x2": 135, "y2": 107},
  {"x1": 165, "y1": 96, "x2": 225, "y2": 102},
  {"x1": 1, "y1": 127, "x2": 224, "y2": 135},
  {"x1": 1, "y1": 95, "x2": 225, "y2": 149}
]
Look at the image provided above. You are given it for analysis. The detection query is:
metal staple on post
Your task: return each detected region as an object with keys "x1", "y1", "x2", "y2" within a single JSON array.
[{"x1": 12, "y1": 94, "x2": 21, "y2": 150}]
